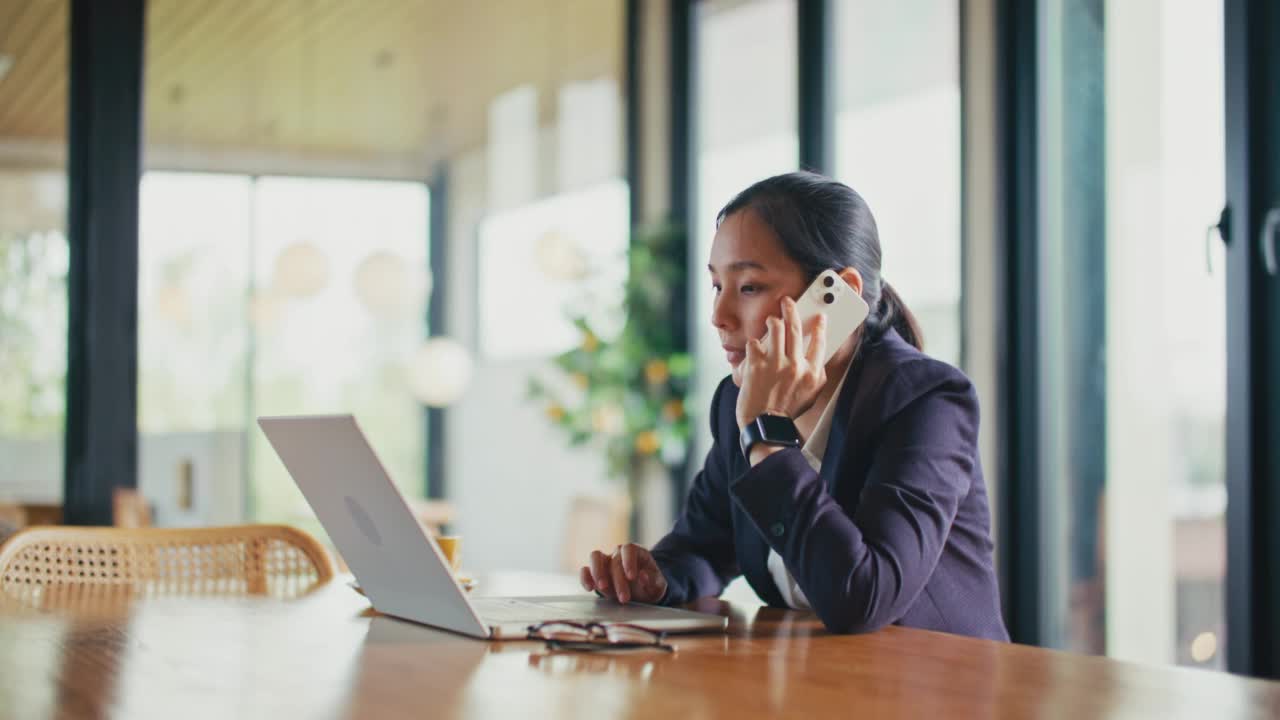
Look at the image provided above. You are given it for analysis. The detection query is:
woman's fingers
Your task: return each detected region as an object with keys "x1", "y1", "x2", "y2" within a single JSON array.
[
  {"x1": 619, "y1": 543, "x2": 639, "y2": 581},
  {"x1": 588, "y1": 547, "x2": 659, "y2": 601},
  {"x1": 582, "y1": 544, "x2": 664, "y2": 603},
  {"x1": 610, "y1": 548, "x2": 631, "y2": 603},
  {"x1": 637, "y1": 567, "x2": 658, "y2": 598},
  {"x1": 766, "y1": 316, "x2": 785, "y2": 360},
  {"x1": 784, "y1": 298, "x2": 803, "y2": 363},
  {"x1": 638, "y1": 562, "x2": 666, "y2": 601},
  {"x1": 589, "y1": 550, "x2": 611, "y2": 595},
  {"x1": 805, "y1": 313, "x2": 827, "y2": 369}
]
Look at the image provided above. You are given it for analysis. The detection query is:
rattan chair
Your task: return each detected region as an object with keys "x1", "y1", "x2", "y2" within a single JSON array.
[{"x1": 0, "y1": 524, "x2": 336, "y2": 611}]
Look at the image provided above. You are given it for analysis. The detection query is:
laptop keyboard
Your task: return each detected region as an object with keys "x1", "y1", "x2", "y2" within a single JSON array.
[{"x1": 470, "y1": 597, "x2": 597, "y2": 623}]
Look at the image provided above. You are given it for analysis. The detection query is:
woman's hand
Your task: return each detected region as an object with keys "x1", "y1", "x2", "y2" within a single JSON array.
[
  {"x1": 736, "y1": 297, "x2": 828, "y2": 429},
  {"x1": 580, "y1": 543, "x2": 668, "y2": 604}
]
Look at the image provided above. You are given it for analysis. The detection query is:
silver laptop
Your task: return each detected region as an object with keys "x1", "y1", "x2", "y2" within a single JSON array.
[{"x1": 258, "y1": 414, "x2": 728, "y2": 639}]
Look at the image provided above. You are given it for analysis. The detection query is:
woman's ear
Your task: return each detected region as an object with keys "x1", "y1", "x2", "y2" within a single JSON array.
[{"x1": 838, "y1": 267, "x2": 864, "y2": 297}]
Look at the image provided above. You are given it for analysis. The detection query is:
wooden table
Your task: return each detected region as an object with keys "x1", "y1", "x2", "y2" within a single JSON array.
[{"x1": 2, "y1": 577, "x2": 1278, "y2": 719}]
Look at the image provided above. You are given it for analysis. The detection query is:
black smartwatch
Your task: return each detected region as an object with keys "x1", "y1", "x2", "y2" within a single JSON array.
[{"x1": 739, "y1": 413, "x2": 802, "y2": 459}]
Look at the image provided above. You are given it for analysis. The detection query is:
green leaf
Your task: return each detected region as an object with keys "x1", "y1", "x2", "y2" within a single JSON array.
[
  {"x1": 667, "y1": 353, "x2": 693, "y2": 377},
  {"x1": 520, "y1": 218, "x2": 695, "y2": 482}
]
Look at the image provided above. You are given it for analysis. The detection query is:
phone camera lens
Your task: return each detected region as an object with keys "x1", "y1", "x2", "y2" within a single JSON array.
[
  {"x1": 823, "y1": 276, "x2": 835, "y2": 287},
  {"x1": 823, "y1": 292, "x2": 835, "y2": 304}
]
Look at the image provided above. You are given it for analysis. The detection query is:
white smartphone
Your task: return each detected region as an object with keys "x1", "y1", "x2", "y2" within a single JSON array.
[{"x1": 783, "y1": 269, "x2": 870, "y2": 364}]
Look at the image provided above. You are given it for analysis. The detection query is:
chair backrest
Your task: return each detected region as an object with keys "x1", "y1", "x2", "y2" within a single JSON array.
[
  {"x1": 560, "y1": 492, "x2": 632, "y2": 574},
  {"x1": 0, "y1": 525, "x2": 336, "y2": 611}
]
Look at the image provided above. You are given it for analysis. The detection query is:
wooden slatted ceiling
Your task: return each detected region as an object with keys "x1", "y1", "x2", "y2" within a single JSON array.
[
  {"x1": 0, "y1": 0, "x2": 622, "y2": 166},
  {"x1": 0, "y1": 0, "x2": 66, "y2": 138}
]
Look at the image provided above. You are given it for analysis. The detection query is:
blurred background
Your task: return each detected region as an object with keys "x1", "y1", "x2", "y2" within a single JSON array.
[{"x1": 1, "y1": 0, "x2": 1276, "y2": 678}]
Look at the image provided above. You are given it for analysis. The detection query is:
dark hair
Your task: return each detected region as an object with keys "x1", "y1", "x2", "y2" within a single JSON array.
[{"x1": 716, "y1": 170, "x2": 924, "y2": 351}]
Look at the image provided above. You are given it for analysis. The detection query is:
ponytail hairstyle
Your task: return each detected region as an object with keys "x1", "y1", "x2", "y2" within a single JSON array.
[{"x1": 716, "y1": 171, "x2": 924, "y2": 350}]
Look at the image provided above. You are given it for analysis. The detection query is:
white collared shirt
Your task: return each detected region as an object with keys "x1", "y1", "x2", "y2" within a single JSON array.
[{"x1": 765, "y1": 364, "x2": 850, "y2": 610}]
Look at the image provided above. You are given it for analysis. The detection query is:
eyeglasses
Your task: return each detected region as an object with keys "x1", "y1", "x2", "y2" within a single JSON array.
[{"x1": 526, "y1": 621, "x2": 675, "y2": 653}]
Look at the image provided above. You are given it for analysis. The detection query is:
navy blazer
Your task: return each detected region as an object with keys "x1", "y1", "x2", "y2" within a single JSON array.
[{"x1": 651, "y1": 329, "x2": 1008, "y2": 640}]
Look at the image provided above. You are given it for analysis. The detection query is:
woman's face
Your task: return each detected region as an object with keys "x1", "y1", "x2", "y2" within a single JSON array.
[{"x1": 708, "y1": 209, "x2": 810, "y2": 386}]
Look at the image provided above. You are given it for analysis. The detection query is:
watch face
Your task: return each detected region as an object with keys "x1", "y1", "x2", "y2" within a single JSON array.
[{"x1": 758, "y1": 414, "x2": 800, "y2": 445}]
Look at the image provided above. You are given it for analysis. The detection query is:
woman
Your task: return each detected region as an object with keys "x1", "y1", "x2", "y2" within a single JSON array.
[{"x1": 581, "y1": 171, "x2": 1007, "y2": 640}]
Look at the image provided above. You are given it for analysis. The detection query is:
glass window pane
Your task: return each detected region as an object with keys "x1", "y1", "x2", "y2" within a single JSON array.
[
  {"x1": 142, "y1": 2, "x2": 433, "y2": 532},
  {"x1": 137, "y1": 173, "x2": 252, "y2": 525},
  {"x1": 140, "y1": 1, "x2": 629, "y2": 579},
  {"x1": 250, "y1": 176, "x2": 429, "y2": 525},
  {"x1": 0, "y1": 0, "x2": 68, "y2": 509},
  {"x1": 1039, "y1": 0, "x2": 1227, "y2": 669},
  {"x1": 444, "y1": 8, "x2": 631, "y2": 573},
  {"x1": 833, "y1": 0, "x2": 961, "y2": 365}
]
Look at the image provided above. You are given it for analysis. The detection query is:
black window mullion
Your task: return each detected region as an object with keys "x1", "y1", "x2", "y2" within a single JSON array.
[
  {"x1": 626, "y1": 0, "x2": 643, "y2": 224},
  {"x1": 64, "y1": 0, "x2": 146, "y2": 525},
  {"x1": 995, "y1": 0, "x2": 1043, "y2": 647},
  {"x1": 425, "y1": 166, "x2": 449, "y2": 503},
  {"x1": 1224, "y1": 0, "x2": 1280, "y2": 680},
  {"x1": 797, "y1": 0, "x2": 833, "y2": 174},
  {"x1": 670, "y1": 0, "x2": 696, "y2": 513}
]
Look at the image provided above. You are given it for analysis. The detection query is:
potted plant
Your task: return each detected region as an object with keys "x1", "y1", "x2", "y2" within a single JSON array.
[{"x1": 526, "y1": 222, "x2": 691, "y2": 540}]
